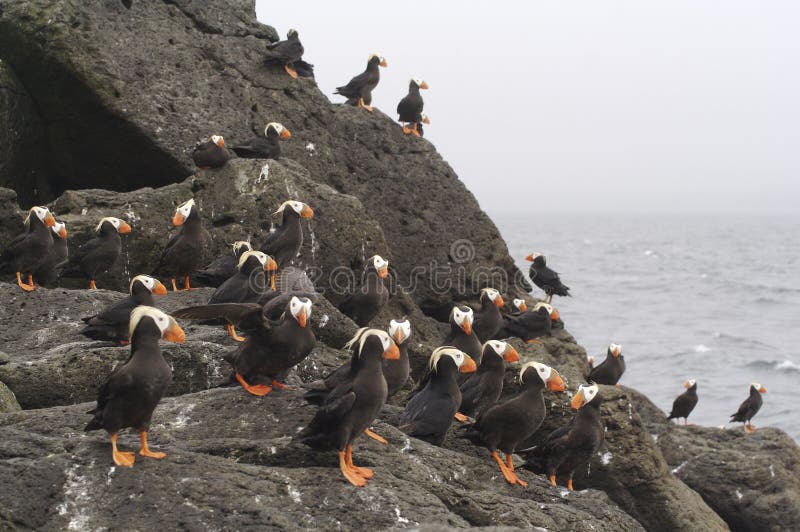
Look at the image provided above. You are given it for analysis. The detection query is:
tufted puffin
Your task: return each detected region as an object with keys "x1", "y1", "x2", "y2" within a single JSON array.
[
  {"x1": 60, "y1": 217, "x2": 131, "y2": 289},
  {"x1": 525, "y1": 253, "x2": 571, "y2": 303},
  {"x1": 397, "y1": 78, "x2": 429, "y2": 136},
  {"x1": 0, "y1": 206, "x2": 56, "y2": 291},
  {"x1": 463, "y1": 361, "x2": 566, "y2": 487},
  {"x1": 297, "y1": 328, "x2": 399, "y2": 487},
  {"x1": 472, "y1": 288, "x2": 505, "y2": 342},
  {"x1": 335, "y1": 53, "x2": 387, "y2": 112},
  {"x1": 208, "y1": 251, "x2": 278, "y2": 341},
  {"x1": 173, "y1": 296, "x2": 315, "y2": 396},
  {"x1": 520, "y1": 383, "x2": 605, "y2": 491},
  {"x1": 231, "y1": 123, "x2": 291, "y2": 160},
  {"x1": 260, "y1": 200, "x2": 314, "y2": 270},
  {"x1": 192, "y1": 135, "x2": 229, "y2": 169},
  {"x1": 337, "y1": 255, "x2": 390, "y2": 326},
  {"x1": 32, "y1": 220, "x2": 68, "y2": 287},
  {"x1": 443, "y1": 305, "x2": 483, "y2": 365},
  {"x1": 156, "y1": 199, "x2": 212, "y2": 291},
  {"x1": 668, "y1": 379, "x2": 698, "y2": 425},
  {"x1": 458, "y1": 341, "x2": 519, "y2": 420},
  {"x1": 496, "y1": 302, "x2": 556, "y2": 343},
  {"x1": 85, "y1": 306, "x2": 185, "y2": 467},
  {"x1": 587, "y1": 343, "x2": 625, "y2": 385},
  {"x1": 263, "y1": 29, "x2": 305, "y2": 79},
  {"x1": 81, "y1": 275, "x2": 168, "y2": 345},
  {"x1": 195, "y1": 241, "x2": 253, "y2": 288},
  {"x1": 400, "y1": 347, "x2": 477, "y2": 446},
  {"x1": 730, "y1": 383, "x2": 766, "y2": 433}
]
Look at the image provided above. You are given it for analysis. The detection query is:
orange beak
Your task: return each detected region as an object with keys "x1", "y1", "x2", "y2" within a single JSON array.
[
  {"x1": 43, "y1": 213, "x2": 56, "y2": 227},
  {"x1": 393, "y1": 329, "x2": 406, "y2": 345},
  {"x1": 759, "y1": 386, "x2": 767, "y2": 393},
  {"x1": 163, "y1": 321, "x2": 186, "y2": 343},
  {"x1": 265, "y1": 257, "x2": 278, "y2": 271},
  {"x1": 422, "y1": 115, "x2": 431, "y2": 124},
  {"x1": 461, "y1": 320, "x2": 472, "y2": 336},
  {"x1": 296, "y1": 309, "x2": 307, "y2": 328},
  {"x1": 118, "y1": 221, "x2": 132, "y2": 234},
  {"x1": 300, "y1": 205, "x2": 314, "y2": 219},
  {"x1": 550, "y1": 309, "x2": 560, "y2": 321},
  {"x1": 378, "y1": 266, "x2": 389, "y2": 279},
  {"x1": 570, "y1": 390, "x2": 586, "y2": 410},
  {"x1": 459, "y1": 356, "x2": 477, "y2": 373},
  {"x1": 419, "y1": 81, "x2": 429, "y2": 89},
  {"x1": 379, "y1": 58, "x2": 388, "y2": 67},
  {"x1": 503, "y1": 346, "x2": 519, "y2": 363},
  {"x1": 612, "y1": 348, "x2": 621, "y2": 358},
  {"x1": 494, "y1": 296, "x2": 505, "y2": 308},
  {"x1": 58, "y1": 226, "x2": 68, "y2": 238},
  {"x1": 172, "y1": 212, "x2": 186, "y2": 226},
  {"x1": 216, "y1": 138, "x2": 225, "y2": 148},
  {"x1": 547, "y1": 371, "x2": 566, "y2": 392},
  {"x1": 684, "y1": 381, "x2": 691, "y2": 389},
  {"x1": 384, "y1": 342, "x2": 401, "y2": 360},
  {"x1": 525, "y1": 254, "x2": 534, "y2": 262},
  {"x1": 518, "y1": 302, "x2": 528, "y2": 312},
  {"x1": 152, "y1": 280, "x2": 168, "y2": 295},
  {"x1": 280, "y1": 128, "x2": 292, "y2": 139}
]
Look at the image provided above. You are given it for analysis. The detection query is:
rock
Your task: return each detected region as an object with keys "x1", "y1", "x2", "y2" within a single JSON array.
[
  {"x1": 0, "y1": 187, "x2": 24, "y2": 252},
  {"x1": 0, "y1": 380, "x2": 20, "y2": 413},
  {"x1": 0, "y1": 387, "x2": 643, "y2": 531},
  {"x1": 658, "y1": 425, "x2": 800, "y2": 532}
]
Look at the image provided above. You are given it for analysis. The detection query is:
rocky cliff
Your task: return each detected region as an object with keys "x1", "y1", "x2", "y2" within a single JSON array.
[{"x1": 0, "y1": 1, "x2": 798, "y2": 531}]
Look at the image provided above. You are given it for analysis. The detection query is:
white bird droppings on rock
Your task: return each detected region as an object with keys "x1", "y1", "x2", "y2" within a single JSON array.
[{"x1": 600, "y1": 452, "x2": 613, "y2": 465}]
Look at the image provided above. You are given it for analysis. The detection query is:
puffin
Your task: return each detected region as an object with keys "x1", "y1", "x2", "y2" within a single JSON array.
[
  {"x1": 230, "y1": 123, "x2": 291, "y2": 160},
  {"x1": 496, "y1": 302, "x2": 556, "y2": 343},
  {"x1": 399, "y1": 347, "x2": 477, "y2": 446},
  {"x1": 260, "y1": 200, "x2": 314, "y2": 270},
  {"x1": 443, "y1": 305, "x2": 483, "y2": 364},
  {"x1": 472, "y1": 287, "x2": 505, "y2": 342},
  {"x1": 81, "y1": 275, "x2": 168, "y2": 344},
  {"x1": 156, "y1": 199, "x2": 212, "y2": 291},
  {"x1": 457, "y1": 340, "x2": 520, "y2": 420},
  {"x1": 173, "y1": 296, "x2": 315, "y2": 396},
  {"x1": 587, "y1": 343, "x2": 625, "y2": 386},
  {"x1": 525, "y1": 252, "x2": 571, "y2": 303},
  {"x1": 192, "y1": 135, "x2": 229, "y2": 169},
  {"x1": 84, "y1": 306, "x2": 185, "y2": 467},
  {"x1": 416, "y1": 113, "x2": 430, "y2": 137},
  {"x1": 208, "y1": 250, "x2": 278, "y2": 341},
  {"x1": 668, "y1": 379, "x2": 698, "y2": 425},
  {"x1": 463, "y1": 361, "x2": 566, "y2": 487},
  {"x1": 0, "y1": 206, "x2": 56, "y2": 291},
  {"x1": 337, "y1": 255, "x2": 390, "y2": 326},
  {"x1": 730, "y1": 383, "x2": 767, "y2": 433},
  {"x1": 520, "y1": 383, "x2": 605, "y2": 491},
  {"x1": 396, "y1": 77, "x2": 429, "y2": 136},
  {"x1": 297, "y1": 328, "x2": 400, "y2": 487},
  {"x1": 60, "y1": 217, "x2": 132, "y2": 289},
  {"x1": 335, "y1": 53, "x2": 387, "y2": 112},
  {"x1": 33, "y1": 220, "x2": 68, "y2": 287},
  {"x1": 194, "y1": 241, "x2": 253, "y2": 288},
  {"x1": 263, "y1": 29, "x2": 305, "y2": 78}
]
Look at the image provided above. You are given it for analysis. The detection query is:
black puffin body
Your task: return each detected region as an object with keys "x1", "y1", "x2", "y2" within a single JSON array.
[
  {"x1": 472, "y1": 288, "x2": 505, "y2": 342},
  {"x1": 337, "y1": 255, "x2": 390, "y2": 326},
  {"x1": 497, "y1": 302, "x2": 555, "y2": 343},
  {"x1": 81, "y1": 275, "x2": 168, "y2": 344},
  {"x1": 443, "y1": 305, "x2": 483, "y2": 364},
  {"x1": 32, "y1": 220, "x2": 68, "y2": 287},
  {"x1": 194, "y1": 241, "x2": 252, "y2": 288},
  {"x1": 458, "y1": 341, "x2": 519, "y2": 419},
  {"x1": 192, "y1": 135, "x2": 229, "y2": 169},
  {"x1": 231, "y1": 123, "x2": 291, "y2": 159},
  {"x1": 335, "y1": 54, "x2": 387, "y2": 111},
  {"x1": 156, "y1": 199, "x2": 212, "y2": 291},
  {"x1": 730, "y1": 383, "x2": 766, "y2": 433},
  {"x1": 668, "y1": 379, "x2": 698, "y2": 425},
  {"x1": 297, "y1": 329, "x2": 400, "y2": 487},
  {"x1": 260, "y1": 200, "x2": 314, "y2": 269},
  {"x1": 587, "y1": 344, "x2": 625, "y2": 385},
  {"x1": 397, "y1": 78, "x2": 429, "y2": 136},
  {"x1": 84, "y1": 306, "x2": 185, "y2": 467},
  {"x1": 400, "y1": 347, "x2": 477, "y2": 446},
  {"x1": 526, "y1": 253, "x2": 571, "y2": 303},
  {"x1": 463, "y1": 362, "x2": 566, "y2": 486},
  {"x1": 61, "y1": 217, "x2": 131, "y2": 289},
  {"x1": 0, "y1": 206, "x2": 55, "y2": 291},
  {"x1": 521, "y1": 384, "x2": 605, "y2": 491},
  {"x1": 263, "y1": 29, "x2": 305, "y2": 78}
]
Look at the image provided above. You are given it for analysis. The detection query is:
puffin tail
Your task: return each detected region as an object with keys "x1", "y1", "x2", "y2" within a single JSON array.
[
  {"x1": 84, "y1": 410, "x2": 103, "y2": 432},
  {"x1": 517, "y1": 445, "x2": 546, "y2": 473}
]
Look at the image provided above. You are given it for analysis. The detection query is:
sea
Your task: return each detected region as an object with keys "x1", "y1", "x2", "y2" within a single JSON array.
[{"x1": 493, "y1": 212, "x2": 800, "y2": 442}]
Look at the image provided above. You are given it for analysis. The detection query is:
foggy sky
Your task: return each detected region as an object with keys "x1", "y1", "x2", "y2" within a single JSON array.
[{"x1": 256, "y1": 1, "x2": 799, "y2": 215}]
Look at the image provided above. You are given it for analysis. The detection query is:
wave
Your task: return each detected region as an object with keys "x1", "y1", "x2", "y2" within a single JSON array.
[{"x1": 745, "y1": 359, "x2": 800, "y2": 373}]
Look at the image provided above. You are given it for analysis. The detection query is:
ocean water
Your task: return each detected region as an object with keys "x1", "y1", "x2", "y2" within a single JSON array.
[{"x1": 493, "y1": 213, "x2": 800, "y2": 442}]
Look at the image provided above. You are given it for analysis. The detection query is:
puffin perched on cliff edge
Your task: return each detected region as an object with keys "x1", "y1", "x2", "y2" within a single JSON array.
[
  {"x1": 335, "y1": 53, "x2": 387, "y2": 112},
  {"x1": 472, "y1": 288, "x2": 505, "y2": 342},
  {"x1": 668, "y1": 379, "x2": 698, "y2": 425},
  {"x1": 525, "y1": 252, "x2": 571, "y2": 303},
  {"x1": 495, "y1": 302, "x2": 555, "y2": 343},
  {"x1": 231, "y1": 123, "x2": 291, "y2": 160},
  {"x1": 156, "y1": 199, "x2": 212, "y2": 291},
  {"x1": 192, "y1": 135, "x2": 229, "y2": 169},
  {"x1": 261, "y1": 200, "x2": 314, "y2": 270},
  {"x1": 195, "y1": 241, "x2": 253, "y2": 288},
  {"x1": 33, "y1": 220, "x2": 68, "y2": 287},
  {"x1": 587, "y1": 343, "x2": 625, "y2": 386},
  {"x1": 263, "y1": 29, "x2": 305, "y2": 79},
  {"x1": 730, "y1": 383, "x2": 766, "y2": 433},
  {"x1": 60, "y1": 216, "x2": 132, "y2": 289},
  {"x1": 0, "y1": 206, "x2": 55, "y2": 291},
  {"x1": 337, "y1": 255, "x2": 390, "y2": 326},
  {"x1": 443, "y1": 305, "x2": 482, "y2": 366},
  {"x1": 457, "y1": 341, "x2": 519, "y2": 420},
  {"x1": 397, "y1": 77, "x2": 429, "y2": 136}
]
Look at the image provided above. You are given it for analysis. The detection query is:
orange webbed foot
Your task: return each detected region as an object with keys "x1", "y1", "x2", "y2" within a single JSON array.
[
  {"x1": 171, "y1": 278, "x2": 179, "y2": 292},
  {"x1": 271, "y1": 380, "x2": 293, "y2": 390},
  {"x1": 236, "y1": 373, "x2": 273, "y2": 396},
  {"x1": 549, "y1": 474, "x2": 557, "y2": 487},
  {"x1": 567, "y1": 479, "x2": 574, "y2": 491},
  {"x1": 339, "y1": 451, "x2": 367, "y2": 487},
  {"x1": 454, "y1": 412, "x2": 469, "y2": 423},
  {"x1": 139, "y1": 431, "x2": 167, "y2": 459},
  {"x1": 402, "y1": 125, "x2": 412, "y2": 134},
  {"x1": 182, "y1": 276, "x2": 198, "y2": 290},
  {"x1": 113, "y1": 449, "x2": 136, "y2": 467},
  {"x1": 89, "y1": 280, "x2": 97, "y2": 290},
  {"x1": 284, "y1": 64, "x2": 299, "y2": 78},
  {"x1": 16, "y1": 272, "x2": 35, "y2": 292},
  {"x1": 364, "y1": 428, "x2": 388, "y2": 445},
  {"x1": 345, "y1": 444, "x2": 373, "y2": 478},
  {"x1": 225, "y1": 324, "x2": 245, "y2": 342}
]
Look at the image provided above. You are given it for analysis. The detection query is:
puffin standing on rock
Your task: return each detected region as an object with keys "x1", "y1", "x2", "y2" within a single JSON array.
[
  {"x1": 195, "y1": 241, "x2": 253, "y2": 288},
  {"x1": 335, "y1": 53, "x2": 387, "y2": 112},
  {"x1": 0, "y1": 206, "x2": 55, "y2": 291},
  {"x1": 463, "y1": 361, "x2": 566, "y2": 487},
  {"x1": 297, "y1": 328, "x2": 400, "y2": 487},
  {"x1": 525, "y1": 252, "x2": 570, "y2": 303},
  {"x1": 668, "y1": 379, "x2": 698, "y2": 425},
  {"x1": 81, "y1": 275, "x2": 168, "y2": 345},
  {"x1": 192, "y1": 135, "x2": 229, "y2": 169},
  {"x1": 730, "y1": 383, "x2": 766, "y2": 433},
  {"x1": 231, "y1": 123, "x2": 291, "y2": 160},
  {"x1": 397, "y1": 77, "x2": 429, "y2": 136},
  {"x1": 261, "y1": 200, "x2": 314, "y2": 271},
  {"x1": 337, "y1": 255, "x2": 390, "y2": 326},
  {"x1": 587, "y1": 343, "x2": 625, "y2": 386},
  {"x1": 457, "y1": 340, "x2": 519, "y2": 421},
  {"x1": 85, "y1": 306, "x2": 185, "y2": 467},
  {"x1": 263, "y1": 29, "x2": 305, "y2": 79},
  {"x1": 157, "y1": 199, "x2": 212, "y2": 291},
  {"x1": 60, "y1": 217, "x2": 132, "y2": 289},
  {"x1": 495, "y1": 302, "x2": 556, "y2": 343},
  {"x1": 33, "y1": 220, "x2": 68, "y2": 287},
  {"x1": 472, "y1": 288, "x2": 505, "y2": 342},
  {"x1": 443, "y1": 305, "x2": 483, "y2": 365}
]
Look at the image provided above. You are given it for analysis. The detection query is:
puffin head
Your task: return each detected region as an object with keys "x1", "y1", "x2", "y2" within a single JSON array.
[
  {"x1": 287, "y1": 28, "x2": 299, "y2": 38},
  {"x1": 484, "y1": 340, "x2": 519, "y2": 363},
  {"x1": 750, "y1": 382, "x2": 767, "y2": 394},
  {"x1": 344, "y1": 328, "x2": 400, "y2": 360},
  {"x1": 512, "y1": 298, "x2": 528, "y2": 312},
  {"x1": 51, "y1": 221, "x2": 68, "y2": 239},
  {"x1": 129, "y1": 306, "x2": 185, "y2": 343},
  {"x1": 265, "y1": 122, "x2": 292, "y2": 140},
  {"x1": 172, "y1": 199, "x2": 196, "y2": 226},
  {"x1": 237, "y1": 250, "x2": 278, "y2": 272},
  {"x1": 480, "y1": 288, "x2": 504, "y2": 308},
  {"x1": 232, "y1": 240, "x2": 252, "y2": 256},
  {"x1": 410, "y1": 77, "x2": 429, "y2": 90},
  {"x1": 368, "y1": 53, "x2": 388, "y2": 68},
  {"x1": 450, "y1": 305, "x2": 474, "y2": 335},
  {"x1": 525, "y1": 252, "x2": 546, "y2": 265},
  {"x1": 130, "y1": 274, "x2": 168, "y2": 295},
  {"x1": 96, "y1": 216, "x2": 132, "y2": 234},
  {"x1": 210, "y1": 135, "x2": 225, "y2": 148},
  {"x1": 608, "y1": 343, "x2": 622, "y2": 358},
  {"x1": 429, "y1": 346, "x2": 476, "y2": 374},
  {"x1": 571, "y1": 383, "x2": 600, "y2": 410},
  {"x1": 684, "y1": 378, "x2": 697, "y2": 390},
  {"x1": 520, "y1": 361, "x2": 566, "y2": 391},
  {"x1": 388, "y1": 318, "x2": 411, "y2": 345},
  {"x1": 369, "y1": 255, "x2": 389, "y2": 278},
  {"x1": 25, "y1": 206, "x2": 56, "y2": 228},
  {"x1": 533, "y1": 302, "x2": 559, "y2": 321},
  {"x1": 274, "y1": 200, "x2": 314, "y2": 219},
  {"x1": 420, "y1": 113, "x2": 430, "y2": 124},
  {"x1": 289, "y1": 296, "x2": 312, "y2": 328}
]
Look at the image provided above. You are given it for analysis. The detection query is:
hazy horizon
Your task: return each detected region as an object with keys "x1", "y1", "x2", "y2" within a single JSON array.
[{"x1": 256, "y1": 1, "x2": 799, "y2": 215}]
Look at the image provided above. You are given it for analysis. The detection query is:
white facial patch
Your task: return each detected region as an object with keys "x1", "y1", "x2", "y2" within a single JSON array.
[
  {"x1": 750, "y1": 382, "x2": 762, "y2": 391},
  {"x1": 513, "y1": 299, "x2": 526, "y2": 310},
  {"x1": 275, "y1": 200, "x2": 306, "y2": 215},
  {"x1": 237, "y1": 250, "x2": 269, "y2": 269},
  {"x1": 211, "y1": 135, "x2": 223, "y2": 144},
  {"x1": 687, "y1": 379, "x2": 696, "y2": 387},
  {"x1": 429, "y1": 347, "x2": 468, "y2": 372},
  {"x1": 265, "y1": 122, "x2": 285, "y2": 136},
  {"x1": 388, "y1": 319, "x2": 411, "y2": 343},
  {"x1": 176, "y1": 199, "x2": 195, "y2": 219},
  {"x1": 129, "y1": 305, "x2": 173, "y2": 337},
  {"x1": 290, "y1": 297, "x2": 312, "y2": 320},
  {"x1": 130, "y1": 275, "x2": 156, "y2": 293},
  {"x1": 520, "y1": 361, "x2": 552, "y2": 384},
  {"x1": 482, "y1": 288, "x2": 500, "y2": 301},
  {"x1": 411, "y1": 77, "x2": 424, "y2": 86},
  {"x1": 51, "y1": 221, "x2": 66, "y2": 236},
  {"x1": 369, "y1": 52, "x2": 384, "y2": 61},
  {"x1": 609, "y1": 343, "x2": 622, "y2": 354},
  {"x1": 579, "y1": 384, "x2": 599, "y2": 404},
  {"x1": 372, "y1": 255, "x2": 388, "y2": 271},
  {"x1": 33, "y1": 206, "x2": 49, "y2": 221},
  {"x1": 232, "y1": 241, "x2": 252, "y2": 254},
  {"x1": 529, "y1": 252, "x2": 544, "y2": 260},
  {"x1": 533, "y1": 302, "x2": 554, "y2": 314},
  {"x1": 453, "y1": 307, "x2": 473, "y2": 327},
  {"x1": 486, "y1": 340, "x2": 508, "y2": 357},
  {"x1": 95, "y1": 217, "x2": 124, "y2": 232}
]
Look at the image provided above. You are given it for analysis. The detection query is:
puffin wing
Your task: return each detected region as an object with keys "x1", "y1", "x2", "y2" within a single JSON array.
[
  {"x1": 85, "y1": 295, "x2": 136, "y2": 326},
  {"x1": 173, "y1": 303, "x2": 265, "y2": 327},
  {"x1": 335, "y1": 70, "x2": 369, "y2": 97},
  {"x1": 730, "y1": 396, "x2": 755, "y2": 421}
]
